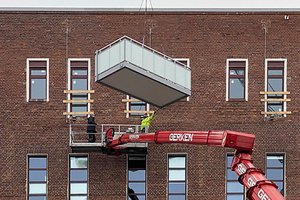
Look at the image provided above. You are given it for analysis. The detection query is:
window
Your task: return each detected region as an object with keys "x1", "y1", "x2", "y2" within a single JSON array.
[
  {"x1": 125, "y1": 95, "x2": 150, "y2": 118},
  {"x1": 226, "y1": 59, "x2": 248, "y2": 101},
  {"x1": 28, "y1": 156, "x2": 47, "y2": 200},
  {"x1": 130, "y1": 96, "x2": 146, "y2": 116},
  {"x1": 128, "y1": 155, "x2": 146, "y2": 200},
  {"x1": 69, "y1": 156, "x2": 88, "y2": 200},
  {"x1": 265, "y1": 60, "x2": 287, "y2": 115},
  {"x1": 67, "y1": 59, "x2": 91, "y2": 116},
  {"x1": 226, "y1": 154, "x2": 244, "y2": 200},
  {"x1": 266, "y1": 154, "x2": 285, "y2": 196},
  {"x1": 26, "y1": 59, "x2": 49, "y2": 102},
  {"x1": 168, "y1": 155, "x2": 186, "y2": 200}
]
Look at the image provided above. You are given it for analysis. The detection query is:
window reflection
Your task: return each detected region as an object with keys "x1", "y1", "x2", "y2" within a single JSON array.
[
  {"x1": 168, "y1": 155, "x2": 186, "y2": 200},
  {"x1": 266, "y1": 155, "x2": 284, "y2": 196},
  {"x1": 128, "y1": 155, "x2": 146, "y2": 199},
  {"x1": 228, "y1": 65, "x2": 245, "y2": 100},
  {"x1": 226, "y1": 155, "x2": 244, "y2": 200},
  {"x1": 267, "y1": 64, "x2": 284, "y2": 115},
  {"x1": 70, "y1": 63, "x2": 88, "y2": 116},
  {"x1": 28, "y1": 156, "x2": 47, "y2": 199},
  {"x1": 70, "y1": 156, "x2": 88, "y2": 199}
]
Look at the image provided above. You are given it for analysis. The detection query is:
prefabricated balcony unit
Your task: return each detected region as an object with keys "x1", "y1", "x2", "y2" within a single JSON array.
[{"x1": 95, "y1": 36, "x2": 191, "y2": 108}]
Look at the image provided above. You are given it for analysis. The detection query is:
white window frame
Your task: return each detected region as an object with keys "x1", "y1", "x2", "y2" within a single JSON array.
[
  {"x1": 67, "y1": 58, "x2": 91, "y2": 116},
  {"x1": 226, "y1": 59, "x2": 248, "y2": 101},
  {"x1": 174, "y1": 58, "x2": 190, "y2": 101},
  {"x1": 264, "y1": 59, "x2": 287, "y2": 117},
  {"x1": 26, "y1": 58, "x2": 50, "y2": 102}
]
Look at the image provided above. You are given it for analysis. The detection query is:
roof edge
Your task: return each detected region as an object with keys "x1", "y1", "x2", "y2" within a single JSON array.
[{"x1": 1, "y1": 7, "x2": 300, "y2": 12}]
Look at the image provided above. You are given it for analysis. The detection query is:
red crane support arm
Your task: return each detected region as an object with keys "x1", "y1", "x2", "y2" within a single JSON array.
[
  {"x1": 105, "y1": 130, "x2": 285, "y2": 200},
  {"x1": 106, "y1": 130, "x2": 255, "y2": 152}
]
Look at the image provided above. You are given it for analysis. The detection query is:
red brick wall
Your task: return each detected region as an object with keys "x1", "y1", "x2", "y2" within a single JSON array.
[{"x1": 0, "y1": 10, "x2": 299, "y2": 199}]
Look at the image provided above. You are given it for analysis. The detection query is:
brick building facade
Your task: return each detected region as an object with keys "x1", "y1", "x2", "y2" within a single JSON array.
[{"x1": 0, "y1": 9, "x2": 299, "y2": 200}]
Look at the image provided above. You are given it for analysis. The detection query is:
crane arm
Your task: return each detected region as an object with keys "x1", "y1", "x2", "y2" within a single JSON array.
[
  {"x1": 104, "y1": 129, "x2": 285, "y2": 200},
  {"x1": 106, "y1": 130, "x2": 255, "y2": 152}
]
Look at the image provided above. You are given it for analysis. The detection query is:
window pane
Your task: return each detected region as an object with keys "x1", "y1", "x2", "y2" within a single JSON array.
[
  {"x1": 29, "y1": 183, "x2": 46, "y2": 194},
  {"x1": 227, "y1": 194, "x2": 244, "y2": 200},
  {"x1": 230, "y1": 78, "x2": 244, "y2": 98},
  {"x1": 268, "y1": 69, "x2": 282, "y2": 75},
  {"x1": 169, "y1": 170, "x2": 185, "y2": 181},
  {"x1": 70, "y1": 170, "x2": 87, "y2": 181},
  {"x1": 29, "y1": 158, "x2": 47, "y2": 169},
  {"x1": 129, "y1": 170, "x2": 146, "y2": 181},
  {"x1": 227, "y1": 169, "x2": 238, "y2": 180},
  {"x1": 268, "y1": 104, "x2": 283, "y2": 112},
  {"x1": 128, "y1": 195, "x2": 145, "y2": 200},
  {"x1": 267, "y1": 156, "x2": 284, "y2": 167},
  {"x1": 266, "y1": 169, "x2": 283, "y2": 180},
  {"x1": 273, "y1": 181, "x2": 284, "y2": 195},
  {"x1": 227, "y1": 156, "x2": 233, "y2": 167},
  {"x1": 29, "y1": 170, "x2": 47, "y2": 181},
  {"x1": 169, "y1": 182, "x2": 185, "y2": 193},
  {"x1": 169, "y1": 157, "x2": 185, "y2": 168},
  {"x1": 70, "y1": 157, "x2": 87, "y2": 168},
  {"x1": 31, "y1": 79, "x2": 46, "y2": 99},
  {"x1": 131, "y1": 105, "x2": 146, "y2": 115},
  {"x1": 227, "y1": 182, "x2": 243, "y2": 193},
  {"x1": 128, "y1": 182, "x2": 145, "y2": 193},
  {"x1": 268, "y1": 79, "x2": 282, "y2": 92},
  {"x1": 31, "y1": 69, "x2": 46, "y2": 75},
  {"x1": 169, "y1": 195, "x2": 186, "y2": 200},
  {"x1": 230, "y1": 69, "x2": 244, "y2": 75},
  {"x1": 29, "y1": 197, "x2": 47, "y2": 200},
  {"x1": 73, "y1": 70, "x2": 87, "y2": 76},
  {"x1": 70, "y1": 183, "x2": 87, "y2": 194},
  {"x1": 70, "y1": 196, "x2": 87, "y2": 200},
  {"x1": 72, "y1": 79, "x2": 87, "y2": 90}
]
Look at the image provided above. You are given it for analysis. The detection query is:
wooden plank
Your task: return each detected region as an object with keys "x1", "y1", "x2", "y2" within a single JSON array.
[
  {"x1": 124, "y1": 110, "x2": 154, "y2": 114},
  {"x1": 122, "y1": 99, "x2": 142, "y2": 102},
  {"x1": 260, "y1": 99, "x2": 291, "y2": 102},
  {"x1": 63, "y1": 111, "x2": 94, "y2": 115},
  {"x1": 63, "y1": 100, "x2": 94, "y2": 103},
  {"x1": 260, "y1": 91, "x2": 290, "y2": 95},
  {"x1": 261, "y1": 111, "x2": 291, "y2": 115},
  {"x1": 64, "y1": 90, "x2": 95, "y2": 94}
]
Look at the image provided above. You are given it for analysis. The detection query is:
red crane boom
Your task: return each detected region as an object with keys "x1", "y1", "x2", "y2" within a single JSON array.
[{"x1": 105, "y1": 129, "x2": 285, "y2": 200}]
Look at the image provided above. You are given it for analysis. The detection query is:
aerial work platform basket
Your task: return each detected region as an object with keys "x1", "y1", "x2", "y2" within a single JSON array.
[
  {"x1": 95, "y1": 36, "x2": 191, "y2": 108},
  {"x1": 69, "y1": 124, "x2": 148, "y2": 154}
]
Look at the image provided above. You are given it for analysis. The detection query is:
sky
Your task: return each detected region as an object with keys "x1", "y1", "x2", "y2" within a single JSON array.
[{"x1": 0, "y1": 0, "x2": 300, "y2": 9}]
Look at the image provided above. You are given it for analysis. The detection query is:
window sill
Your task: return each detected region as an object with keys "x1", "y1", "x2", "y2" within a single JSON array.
[
  {"x1": 29, "y1": 99, "x2": 47, "y2": 102},
  {"x1": 228, "y1": 98, "x2": 246, "y2": 102}
]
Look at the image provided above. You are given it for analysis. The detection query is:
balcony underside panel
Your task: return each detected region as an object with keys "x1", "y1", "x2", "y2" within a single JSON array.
[{"x1": 96, "y1": 61, "x2": 190, "y2": 108}]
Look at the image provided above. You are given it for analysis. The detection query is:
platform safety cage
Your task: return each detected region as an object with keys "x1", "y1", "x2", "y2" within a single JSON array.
[{"x1": 69, "y1": 123, "x2": 142, "y2": 147}]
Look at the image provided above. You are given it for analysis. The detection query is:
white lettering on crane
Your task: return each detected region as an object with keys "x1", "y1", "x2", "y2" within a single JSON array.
[
  {"x1": 129, "y1": 135, "x2": 140, "y2": 139},
  {"x1": 257, "y1": 189, "x2": 271, "y2": 200},
  {"x1": 247, "y1": 177, "x2": 256, "y2": 187},
  {"x1": 169, "y1": 133, "x2": 194, "y2": 142},
  {"x1": 237, "y1": 163, "x2": 247, "y2": 175}
]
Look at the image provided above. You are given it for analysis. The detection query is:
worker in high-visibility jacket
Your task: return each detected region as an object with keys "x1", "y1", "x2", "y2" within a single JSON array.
[{"x1": 140, "y1": 112, "x2": 156, "y2": 133}]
